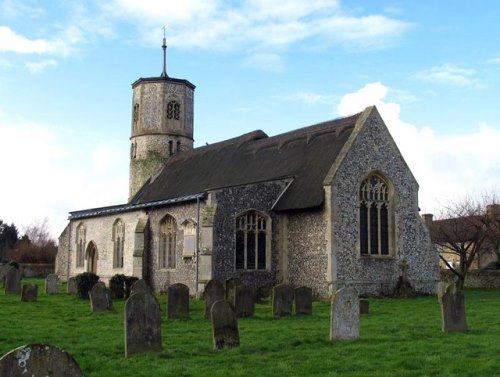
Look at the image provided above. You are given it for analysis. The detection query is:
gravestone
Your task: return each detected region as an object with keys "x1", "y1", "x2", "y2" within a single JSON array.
[
  {"x1": 359, "y1": 298, "x2": 369, "y2": 314},
  {"x1": 4, "y1": 266, "x2": 21, "y2": 295},
  {"x1": 225, "y1": 277, "x2": 241, "y2": 304},
  {"x1": 125, "y1": 291, "x2": 162, "y2": 357},
  {"x1": 0, "y1": 264, "x2": 12, "y2": 287},
  {"x1": 21, "y1": 284, "x2": 38, "y2": 302},
  {"x1": 438, "y1": 282, "x2": 467, "y2": 332},
  {"x1": 89, "y1": 282, "x2": 114, "y2": 312},
  {"x1": 330, "y1": 287, "x2": 360, "y2": 341},
  {"x1": 294, "y1": 286, "x2": 313, "y2": 315},
  {"x1": 234, "y1": 285, "x2": 254, "y2": 318},
  {"x1": 272, "y1": 284, "x2": 294, "y2": 317},
  {"x1": 211, "y1": 300, "x2": 240, "y2": 350},
  {"x1": 0, "y1": 343, "x2": 83, "y2": 377},
  {"x1": 130, "y1": 279, "x2": 150, "y2": 297},
  {"x1": 167, "y1": 283, "x2": 189, "y2": 320},
  {"x1": 67, "y1": 277, "x2": 78, "y2": 295},
  {"x1": 45, "y1": 274, "x2": 59, "y2": 294},
  {"x1": 204, "y1": 279, "x2": 225, "y2": 319}
]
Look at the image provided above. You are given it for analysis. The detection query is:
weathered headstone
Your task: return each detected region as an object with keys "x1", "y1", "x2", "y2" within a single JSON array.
[
  {"x1": 234, "y1": 285, "x2": 254, "y2": 318},
  {"x1": 130, "y1": 279, "x2": 150, "y2": 297},
  {"x1": 89, "y1": 282, "x2": 114, "y2": 312},
  {"x1": 294, "y1": 286, "x2": 313, "y2": 315},
  {"x1": 272, "y1": 284, "x2": 294, "y2": 317},
  {"x1": 4, "y1": 266, "x2": 21, "y2": 295},
  {"x1": 225, "y1": 277, "x2": 241, "y2": 304},
  {"x1": 359, "y1": 298, "x2": 369, "y2": 314},
  {"x1": 124, "y1": 291, "x2": 162, "y2": 357},
  {"x1": 0, "y1": 264, "x2": 12, "y2": 287},
  {"x1": 211, "y1": 300, "x2": 240, "y2": 350},
  {"x1": 204, "y1": 279, "x2": 225, "y2": 319},
  {"x1": 67, "y1": 277, "x2": 78, "y2": 295},
  {"x1": 45, "y1": 274, "x2": 59, "y2": 294},
  {"x1": 167, "y1": 283, "x2": 189, "y2": 320},
  {"x1": 21, "y1": 284, "x2": 38, "y2": 302},
  {"x1": 330, "y1": 287, "x2": 360, "y2": 341},
  {"x1": 0, "y1": 343, "x2": 84, "y2": 377},
  {"x1": 438, "y1": 282, "x2": 467, "y2": 332}
]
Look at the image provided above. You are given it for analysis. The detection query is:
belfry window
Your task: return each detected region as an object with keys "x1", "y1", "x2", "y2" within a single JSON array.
[
  {"x1": 235, "y1": 211, "x2": 269, "y2": 270},
  {"x1": 160, "y1": 215, "x2": 176, "y2": 269},
  {"x1": 359, "y1": 174, "x2": 392, "y2": 256},
  {"x1": 76, "y1": 223, "x2": 86, "y2": 268},
  {"x1": 113, "y1": 219, "x2": 125, "y2": 268},
  {"x1": 167, "y1": 101, "x2": 180, "y2": 120}
]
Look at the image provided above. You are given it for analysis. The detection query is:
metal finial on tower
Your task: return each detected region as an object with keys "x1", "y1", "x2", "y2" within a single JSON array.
[{"x1": 160, "y1": 25, "x2": 168, "y2": 78}]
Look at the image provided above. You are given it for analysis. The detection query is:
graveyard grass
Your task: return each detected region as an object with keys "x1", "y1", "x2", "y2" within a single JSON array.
[{"x1": 2, "y1": 279, "x2": 500, "y2": 376}]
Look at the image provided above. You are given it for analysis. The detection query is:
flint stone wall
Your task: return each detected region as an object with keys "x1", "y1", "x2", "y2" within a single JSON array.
[{"x1": 330, "y1": 110, "x2": 439, "y2": 296}]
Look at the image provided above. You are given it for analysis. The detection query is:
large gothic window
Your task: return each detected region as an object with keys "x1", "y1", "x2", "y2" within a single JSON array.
[
  {"x1": 160, "y1": 215, "x2": 176, "y2": 269},
  {"x1": 113, "y1": 219, "x2": 125, "y2": 268},
  {"x1": 76, "y1": 223, "x2": 86, "y2": 268},
  {"x1": 167, "y1": 101, "x2": 180, "y2": 120},
  {"x1": 235, "y1": 211, "x2": 269, "y2": 270},
  {"x1": 359, "y1": 174, "x2": 392, "y2": 256}
]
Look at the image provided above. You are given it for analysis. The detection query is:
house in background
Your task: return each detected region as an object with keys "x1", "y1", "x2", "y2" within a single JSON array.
[{"x1": 56, "y1": 43, "x2": 439, "y2": 298}]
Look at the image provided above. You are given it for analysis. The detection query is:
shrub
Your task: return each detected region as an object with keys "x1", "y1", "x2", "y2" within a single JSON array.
[
  {"x1": 75, "y1": 272, "x2": 99, "y2": 299},
  {"x1": 109, "y1": 274, "x2": 139, "y2": 299}
]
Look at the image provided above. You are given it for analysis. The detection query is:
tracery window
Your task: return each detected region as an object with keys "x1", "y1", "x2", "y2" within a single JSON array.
[
  {"x1": 160, "y1": 215, "x2": 176, "y2": 269},
  {"x1": 76, "y1": 223, "x2": 86, "y2": 268},
  {"x1": 167, "y1": 101, "x2": 180, "y2": 120},
  {"x1": 359, "y1": 174, "x2": 391, "y2": 256},
  {"x1": 113, "y1": 219, "x2": 125, "y2": 268},
  {"x1": 235, "y1": 211, "x2": 269, "y2": 270}
]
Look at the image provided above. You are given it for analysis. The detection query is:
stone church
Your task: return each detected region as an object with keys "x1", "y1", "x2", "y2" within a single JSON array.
[{"x1": 56, "y1": 42, "x2": 439, "y2": 298}]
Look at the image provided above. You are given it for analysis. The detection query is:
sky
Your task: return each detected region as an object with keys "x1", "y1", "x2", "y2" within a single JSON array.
[{"x1": 1, "y1": 0, "x2": 499, "y2": 239}]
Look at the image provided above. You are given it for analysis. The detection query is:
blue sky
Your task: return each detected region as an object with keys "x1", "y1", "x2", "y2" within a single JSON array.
[{"x1": 1, "y1": 0, "x2": 499, "y2": 238}]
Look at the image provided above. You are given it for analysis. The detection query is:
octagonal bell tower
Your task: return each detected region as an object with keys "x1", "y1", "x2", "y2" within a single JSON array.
[{"x1": 129, "y1": 36, "x2": 196, "y2": 201}]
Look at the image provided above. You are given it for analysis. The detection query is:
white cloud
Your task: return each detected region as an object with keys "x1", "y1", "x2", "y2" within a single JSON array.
[
  {"x1": 0, "y1": 26, "x2": 54, "y2": 54},
  {"x1": 487, "y1": 56, "x2": 500, "y2": 64},
  {"x1": 282, "y1": 91, "x2": 333, "y2": 105},
  {"x1": 415, "y1": 63, "x2": 481, "y2": 88},
  {"x1": 337, "y1": 82, "x2": 500, "y2": 214},
  {"x1": 26, "y1": 59, "x2": 58, "y2": 74},
  {"x1": 0, "y1": 116, "x2": 128, "y2": 239}
]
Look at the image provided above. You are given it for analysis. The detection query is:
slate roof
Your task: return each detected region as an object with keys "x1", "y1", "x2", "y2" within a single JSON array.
[{"x1": 130, "y1": 112, "x2": 360, "y2": 211}]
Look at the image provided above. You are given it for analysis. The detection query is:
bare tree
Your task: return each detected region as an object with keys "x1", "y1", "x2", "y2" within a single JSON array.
[
  {"x1": 428, "y1": 196, "x2": 489, "y2": 291},
  {"x1": 23, "y1": 218, "x2": 54, "y2": 249}
]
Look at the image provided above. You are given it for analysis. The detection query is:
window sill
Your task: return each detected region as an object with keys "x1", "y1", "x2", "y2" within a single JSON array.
[{"x1": 360, "y1": 254, "x2": 394, "y2": 260}]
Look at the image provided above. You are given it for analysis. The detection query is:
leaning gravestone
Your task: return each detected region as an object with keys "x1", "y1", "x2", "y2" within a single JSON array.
[
  {"x1": 67, "y1": 277, "x2": 78, "y2": 295},
  {"x1": 45, "y1": 274, "x2": 59, "y2": 294},
  {"x1": 225, "y1": 277, "x2": 241, "y2": 304},
  {"x1": 294, "y1": 286, "x2": 313, "y2": 315},
  {"x1": 438, "y1": 282, "x2": 467, "y2": 332},
  {"x1": 21, "y1": 284, "x2": 38, "y2": 302},
  {"x1": 124, "y1": 291, "x2": 162, "y2": 357},
  {"x1": 0, "y1": 343, "x2": 84, "y2": 377},
  {"x1": 4, "y1": 266, "x2": 21, "y2": 295},
  {"x1": 89, "y1": 282, "x2": 114, "y2": 312},
  {"x1": 167, "y1": 283, "x2": 189, "y2": 320},
  {"x1": 211, "y1": 300, "x2": 240, "y2": 350},
  {"x1": 234, "y1": 285, "x2": 254, "y2": 318},
  {"x1": 204, "y1": 279, "x2": 225, "y2": 319},
  {"x1": 330, "y1": 287, "x2": 360, "y2": 341},
  {"x1": 272, "y1": 284, "x2": 294, "y2": 317},
  {"x1": 130, "y1": 279, "x2": 151, "y2": 297}
]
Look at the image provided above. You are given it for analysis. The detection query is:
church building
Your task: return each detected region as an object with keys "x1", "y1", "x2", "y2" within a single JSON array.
[{"x1": 56, "y1": 40, "x2": 439, "y2": 298}]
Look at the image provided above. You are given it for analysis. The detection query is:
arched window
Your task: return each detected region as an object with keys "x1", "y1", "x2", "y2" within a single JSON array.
[
  {"x1": 182, "y1": 220, "x2": 196, "y2": 257},
  {"x1": 235, "y1": 211, "x2": 269, "y2": 270},
  {"x1": 160, "y1": 215, "x2": 176, "y2": 269},
  {"x1": 167, "y1": 101, "x2": 180, "y2": 120},
  {"x1": 76, "y1": 223, "x2": 86, "y2": 268},
  {"x1": 113, "y1": 219, "x2": 125, "y2": 268},
  {"x1": 359, "y1": 174, "x2": 391, "y2": 256}
]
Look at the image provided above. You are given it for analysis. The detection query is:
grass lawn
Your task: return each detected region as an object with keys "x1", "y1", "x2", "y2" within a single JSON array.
[{"x1": 1, "y1": 278, "x2": 500, "y2": 376}]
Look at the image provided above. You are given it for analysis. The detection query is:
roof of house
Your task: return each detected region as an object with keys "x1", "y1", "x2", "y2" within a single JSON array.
[{"x1": 130, "y1": 111, "x2": 360, "y2": 211}]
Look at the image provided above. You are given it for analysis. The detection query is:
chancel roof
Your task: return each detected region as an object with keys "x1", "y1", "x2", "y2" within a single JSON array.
[{"x1": 130, "y1": 112, "x2": 360, "y2": 211}]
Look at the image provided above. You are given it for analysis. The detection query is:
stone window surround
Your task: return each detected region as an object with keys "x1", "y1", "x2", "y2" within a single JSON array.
[
  {"x1": 358, "y1": 171, "x2": 395, "y2": 258},
  {"x1": 234, "y1": 209, "x2": 272, "y2": 271},
  {"x1": 112, "y1": 218, "x2": 125, "y2": 269},
  {"x1": 159, "y1": 214, "x2": 177, "y2": 270},
  {"x1": 75, "y1": 223, "x2": 86, "y2": 268}
]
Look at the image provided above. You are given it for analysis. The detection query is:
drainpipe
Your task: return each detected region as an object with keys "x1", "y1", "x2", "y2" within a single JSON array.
[
  {"x1": 66, "y1": 220, "x2": 72, "y2": 281},
  {"x1": 195, "y1": 196, "x2": 200, "y2": 294}
]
